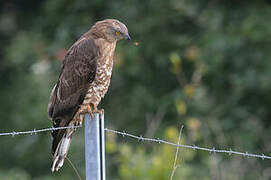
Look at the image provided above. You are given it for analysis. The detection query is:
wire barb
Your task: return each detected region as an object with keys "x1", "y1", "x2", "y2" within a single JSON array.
[
  {"x1": 261, "y1": 154, "x2": 266, "y2": 160},
  {"x1": 211, "y1": 147, "x2": 216, "y2": 154},
  {"x1": 228, "y1": 148, "x2": 232, "y2": 156}
]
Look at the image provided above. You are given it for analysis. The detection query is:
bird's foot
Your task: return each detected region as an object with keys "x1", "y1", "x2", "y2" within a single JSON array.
[
  {"x1": 73, "y1": 105, "x2": 89, "y2": 126},
  {"x1": 87, "y1": 104, "x2": 104, "y2": 118},
  {"x1": 73, "y1": 104, "x2": 104, "y2": 125}
]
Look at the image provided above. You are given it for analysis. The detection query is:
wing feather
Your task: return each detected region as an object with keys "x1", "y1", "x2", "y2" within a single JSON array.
[{"x1": 48, "y1": 37, "x2": 98, "y2": 153}]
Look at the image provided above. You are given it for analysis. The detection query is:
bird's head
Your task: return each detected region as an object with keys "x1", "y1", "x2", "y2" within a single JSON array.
[{"x1": 91, "y1": 19, "x2": 130, "y2": 42}]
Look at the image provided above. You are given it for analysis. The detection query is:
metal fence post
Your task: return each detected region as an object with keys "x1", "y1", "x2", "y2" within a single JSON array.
[{"x1": 84, "y1": 113, "x2": 106, "y2": 180}]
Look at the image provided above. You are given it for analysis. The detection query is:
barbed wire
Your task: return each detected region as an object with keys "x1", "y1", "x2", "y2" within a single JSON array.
[
  {"x1": 105, "y1": 128, "x2": 271, "y2": 160},
  {"x1": 0, "y1": 126, "x2": 270, "y2": 160},
  {"x1": 0, "y1": 126, "x2": 81, "y2": 136}
]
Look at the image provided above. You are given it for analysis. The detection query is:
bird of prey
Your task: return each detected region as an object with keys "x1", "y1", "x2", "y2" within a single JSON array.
[{"x1": 48, "y1": 19, "x2": 130, "y2": 172}]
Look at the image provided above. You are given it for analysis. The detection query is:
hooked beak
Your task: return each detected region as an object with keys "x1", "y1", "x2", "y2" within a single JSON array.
[{"x1": 124, "y1": 33, "x2": 131, "y2": 40}]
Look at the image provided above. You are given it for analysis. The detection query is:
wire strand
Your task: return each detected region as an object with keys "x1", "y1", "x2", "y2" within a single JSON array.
[
  {"x1": 104, "y1": 128, "x2": 271, "y2": 160},
  {"x1": 0, "y1": 126, "x2": 270, "y2": 160},
  {"x1": 66, "y1": 156, "x2": 82, "y2": 180},
  {"x1": 0, "y1": 126, "x2": 81, "y2": 136}
]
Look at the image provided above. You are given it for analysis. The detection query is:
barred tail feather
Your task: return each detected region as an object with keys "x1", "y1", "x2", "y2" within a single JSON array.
[{"x1": 51, "y1": 130, "x2": 73, "y2": 172}]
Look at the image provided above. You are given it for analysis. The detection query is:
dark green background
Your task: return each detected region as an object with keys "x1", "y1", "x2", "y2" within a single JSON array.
[{"x1": 0, "y1": 0, "x2": 270, "y2": 179}]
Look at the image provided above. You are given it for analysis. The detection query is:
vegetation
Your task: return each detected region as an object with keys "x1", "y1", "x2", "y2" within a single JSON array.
[{"x1": 0, "y1": 0, "x2": 271, "y2": 179}]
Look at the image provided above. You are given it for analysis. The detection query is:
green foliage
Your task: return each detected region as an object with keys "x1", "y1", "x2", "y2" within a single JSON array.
[{"x1": 0, "y1": 0, "x2": 271, "y2": 179}]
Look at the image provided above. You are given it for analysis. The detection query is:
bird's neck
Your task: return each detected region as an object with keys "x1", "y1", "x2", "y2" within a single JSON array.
[{"x1": 98, "y1": 40, "x2": 116, "y2": 59}]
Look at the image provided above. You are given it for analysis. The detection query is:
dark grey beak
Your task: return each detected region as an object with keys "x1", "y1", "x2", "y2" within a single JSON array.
[{"x1": 125, "y1": 34, "x2": 131, "y2": 40}]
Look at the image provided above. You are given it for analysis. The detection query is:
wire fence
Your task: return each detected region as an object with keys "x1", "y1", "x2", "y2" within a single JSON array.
[{"x1": 0, "y1": 125, "x2": 270, "y2": 160}]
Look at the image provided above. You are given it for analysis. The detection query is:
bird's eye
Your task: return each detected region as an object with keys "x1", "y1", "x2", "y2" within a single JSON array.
[{"x1": 115, "y1": 31, "x2": 120, "y2": 35}]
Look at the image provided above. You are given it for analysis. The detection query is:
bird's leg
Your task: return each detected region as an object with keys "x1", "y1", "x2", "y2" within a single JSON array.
[{"x1": 87, "y1": 103, "x2": 104, "y2": 118}]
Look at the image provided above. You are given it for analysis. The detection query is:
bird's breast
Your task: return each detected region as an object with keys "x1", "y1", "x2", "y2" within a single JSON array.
[{"x1": 83, "y1": 42, "x2": 116, "y2": 106}]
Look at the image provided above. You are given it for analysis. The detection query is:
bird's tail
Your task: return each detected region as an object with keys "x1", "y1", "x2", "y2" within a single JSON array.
[{"x1": 51, "y1": 121, "x2": 74, "y2": 172}]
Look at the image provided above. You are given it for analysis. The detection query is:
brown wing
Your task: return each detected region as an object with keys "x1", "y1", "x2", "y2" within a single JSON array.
[{"x1": 48, "y1": 37, "x2": 98, "y2": 153}]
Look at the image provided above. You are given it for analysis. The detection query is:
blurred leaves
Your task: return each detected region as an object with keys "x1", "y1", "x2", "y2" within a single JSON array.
[
  {"x1": 170, "y1": 52, "x2": 181, "y2": 74},
  {"x1": 176, "y1": 99, "x2": 187, "y2": 116},
  {"x1": 106, "y1": 126, "x2": 200, "y2": 180}
]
